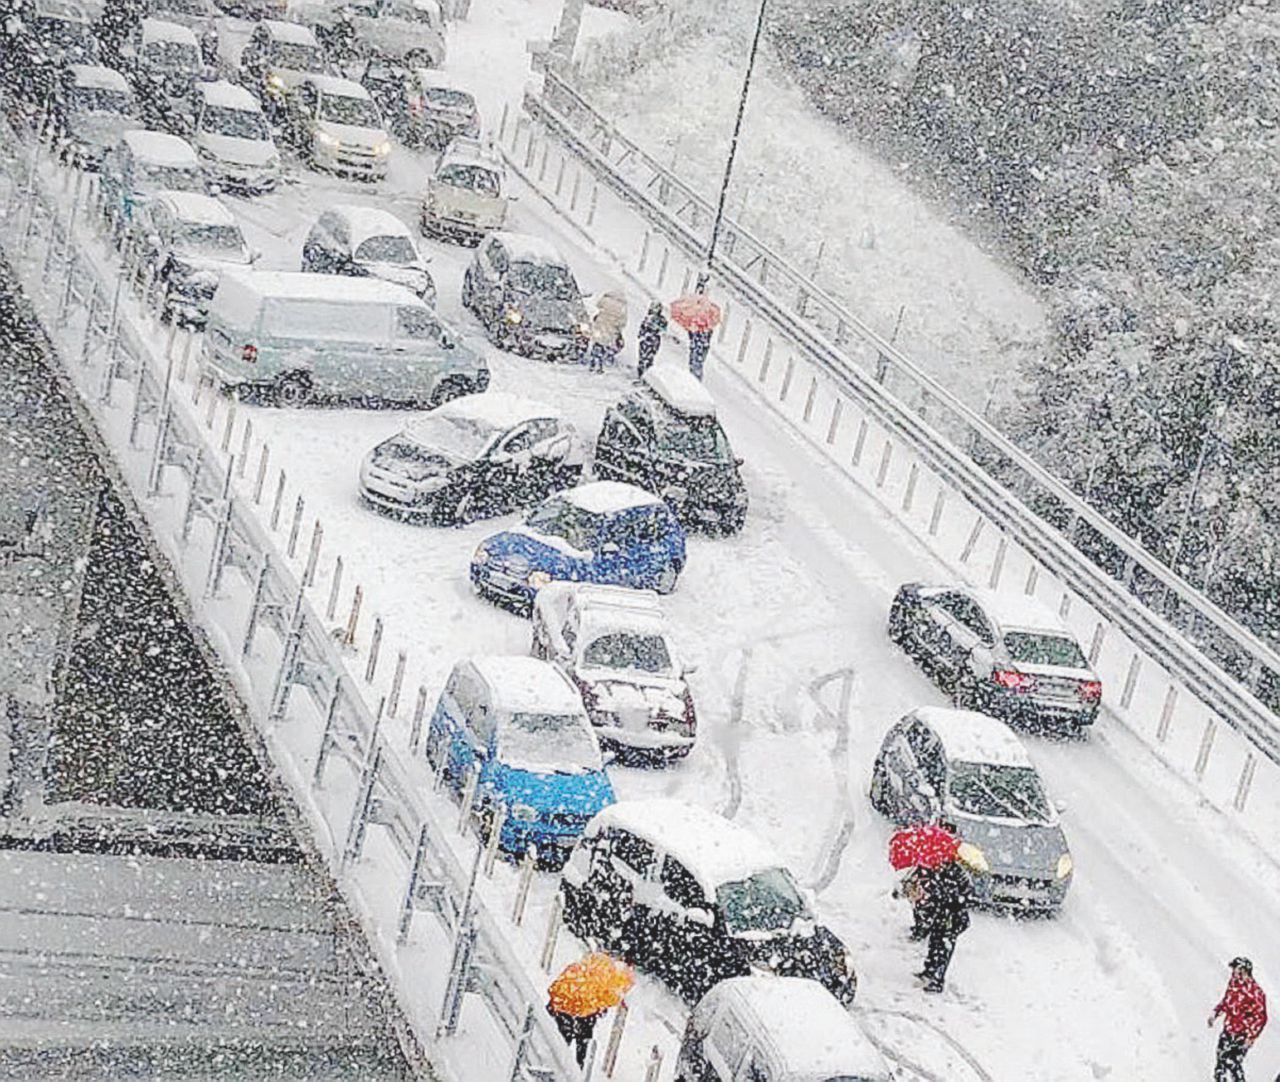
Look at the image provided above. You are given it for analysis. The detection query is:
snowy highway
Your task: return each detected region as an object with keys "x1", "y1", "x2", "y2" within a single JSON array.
[
  {"x1": 5, "y1": 0, "x2": 1279, "y2": 1077},
  {"x1": 187, "y1": 1, "x2": 1280, "y2": 1077}
]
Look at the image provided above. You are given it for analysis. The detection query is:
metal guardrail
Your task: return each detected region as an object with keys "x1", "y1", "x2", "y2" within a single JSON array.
[
  {"x1": 0, "y1": 121, "x2": 588, "y2": 1082},
  {"x1": 523, "y1": 72, "x2": 1280, "y2": 766}
]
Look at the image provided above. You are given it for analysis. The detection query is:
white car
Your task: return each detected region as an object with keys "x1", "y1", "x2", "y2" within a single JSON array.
[
  {"x1": 301, "y1": 204, "x2": 435, "y2": 304},
  {"x1": 531, "y1": 582, "x2": 697, "y2": 762},
  {"x1": 420, "y1": 138, "x2": 507, "y2": 243},
  {"x1": 283, "y1": 74, "x2": 391, "y2": 180},
  {"x1": 192, "y1": 81, "x2": 281, "y2": 193}
]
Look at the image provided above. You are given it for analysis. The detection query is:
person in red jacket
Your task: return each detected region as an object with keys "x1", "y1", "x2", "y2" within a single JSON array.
[{"x1": 1208, "y1": 957, "x2": 1268, "y2": 1082}]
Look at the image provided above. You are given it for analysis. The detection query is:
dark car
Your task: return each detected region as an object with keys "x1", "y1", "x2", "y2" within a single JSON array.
[
  {"x1": 561, "y1": 800, "x2": 859, "y2": 1005},
  {"x1": 594, "y1": 365, "x2": 748, "y2": 534},
  {"x1": 888, "y1": 582, "x2": 1102, "y2": 732},
  {"x1": 52, "y1": 64, "x2": 138, "y2": 169},
  {"x1": 302, "y1": 204, "x2": 435, "y2": 306},
  {"x1": 238, "y1": 20, "x2": 329, "y2": 118},
  {"x1": 9, "y1": 0, "x2": 100, "y2": 108},
  {"x1": 123, "y1": 17, "x2": 206, "y2": 132},
  {"x1": 358, "y1": 392, "x2": 584, "y2": 523},
  {"x1": 869, "y1": 706, "x2": 1074, "y2": 911},
  {"x1": 461, "y1": 231, "x2": 590, "y2": 362},
  {"x1": 404, "y1": 69, "x2": 479, "y2": 148}
]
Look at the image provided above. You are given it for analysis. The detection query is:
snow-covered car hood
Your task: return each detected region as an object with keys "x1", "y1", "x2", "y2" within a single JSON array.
[
  {"x1": 954, "y1": 815, "x2": 1069, "y2": 877},
  {"x1": 68, "y1": 112, "x2": 134, "y2": 148},
  {"x1": 361, "y1": 261, "x2": 431, "y2": 295},
  {"x1": 316, "y1": 119, "x2": 385, "y2": 150},
  {"x1": 198, "y1": 132, "x2": 278, "y2": 167},
  {"x1": 505, "y1": 292, "x2": 588, "y2": 334},
  {"x1": 429, "y1": 183, "x2": 506, "y2": 223}
]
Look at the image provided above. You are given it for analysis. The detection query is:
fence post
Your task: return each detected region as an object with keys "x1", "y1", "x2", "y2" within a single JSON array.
[
  {"x1": 540, "y1": 890, "x2": 563, "y2": 972},
  {"x1": 326, "y1": 555, "x2": 345, "y2": 622},
  {"x1": 458, "y1": 762, "x2": 480, "y2": 832},
  {"x1": 302, "y1": 520, "x2": 323, "y2": 587},
  {"x1": 483, "y1": 804, "x2": 506, "y2": 876},
  {"x1": 643, "y1": 1046, "x2": 663, "y2": 1082},
  {"x1": 409, "y1": 685, "x2": 429, "y2": 753},
  {"x1": 388, "y1": 650, "x2": 407, "y2": 717},
  {"x1": 988, "y1": 536, "x2": 1009, "y2": 590},
  {"x1": 286, "y1": 495, "x2": 305, "y2": 557},
  {"x1": 1157, "y1": 684, "x2": 1178, "y2": 742},
  {"x1": 512, "y1": 844, "x2": 537, "y2": 925},
  {"x1": 254, "y1": 444, "x2": 270, "y2": 504},
  {"x1": 365, "y1": 615, "x2": 384, "y2": 682},
  {"x1": 343, "y1": 585, "x2": 363, "y2": 647},
  {"x1": 602, "y1": 1001, "x2": 628, "y2": 1078}
]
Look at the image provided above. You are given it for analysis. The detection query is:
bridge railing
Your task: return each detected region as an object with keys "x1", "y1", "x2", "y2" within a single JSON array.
[{"x1": 500, "y1": 78, "x2": 1280, "y2": 848}]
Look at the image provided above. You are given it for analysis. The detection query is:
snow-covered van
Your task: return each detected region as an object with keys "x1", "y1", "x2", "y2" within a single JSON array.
[
  {"x1": 420, "y1": 139, "x2": 507, "y2": 242},
  {"x1": 98, "y1": 129, "x2": 206, "y2": 227},
  {"x1": 192, "y1": 81, "x2": 281, "y2": 193},
  {"x1": 676, "y1": 976, "x2": 892, "y2": 1082},
  {"x1": 201, "y1": 271, "x2": 488, "y2": 408},
  {"x1": 58, "y1": 64, "x2": 138, "y2": 169}
]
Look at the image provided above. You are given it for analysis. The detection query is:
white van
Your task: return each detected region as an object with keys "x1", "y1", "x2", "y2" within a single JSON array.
[
  {"x1": 676, "y1": 977, "x2": 893, "y2": 1082},
  {"x1": 201, "y1": 271, "x2": 488, "y2": 407},
  {"x1": 193, "y1": 81, "x2": 281, "y2": 193}
]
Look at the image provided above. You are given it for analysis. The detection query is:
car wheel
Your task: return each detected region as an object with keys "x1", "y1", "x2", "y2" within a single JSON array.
[
  {"x1": 275, "y1": 372, "x2": 312, "y2": 408},
  {"x1": 653, "y1": 562, "x2": 679, "y2": 595},
  {"x1": 430, "y1": 376, "x2": 471, "y2": 409}
]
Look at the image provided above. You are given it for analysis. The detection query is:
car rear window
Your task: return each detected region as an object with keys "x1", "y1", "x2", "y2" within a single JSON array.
[
  {"x1": 1003, "y1": 632, "x2": 1087, "y2": 668},
  {"x1": 948, "y1": 761, "x2": 1051, "y2": 822},
  {"x1": 581, "y1": 632, "x2": 672, "y2": 675}
]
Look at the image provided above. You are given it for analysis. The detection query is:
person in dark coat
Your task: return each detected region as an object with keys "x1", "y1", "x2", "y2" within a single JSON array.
[
  {"x1": 547, "y1": 1004, "x2": 603, "y2": 1068},
  {"x1": 637, "y1": 301, "x2": 666, "y2": 376},
  {"x1": 914, "y1": 858, "x2": 975, "y2": 993},
  {"x1": 1208, "y1": 957, "x2": 1267, "y2": 1082}
]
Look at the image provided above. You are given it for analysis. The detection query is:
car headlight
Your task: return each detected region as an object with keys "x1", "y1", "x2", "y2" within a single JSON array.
[
  {"x1": 316, "y1": 130, "x2": 338, "y2": 147},
  {"x1": 575, "y1": 321, "x2": 590, "y2": 335},
  {"x1": 373, "y1": 139, "x2": 391, "y2": 156},
  {"x1": 509, "y1": 803, "x2": 538, "y2": 823},
  {"x1": 1056, "y1": 853, "x2": 1074, "y2": 879},
  {"x1": 956, "y1": 841, "x2": 990, "y2": 874},
  {"x1": 841, "y1": 950, "x2": 858, "y2": 978},
  {"x1": 473, "y1": 544, "x2": 490, "y2": 565},
  {"x1": 266, "y1": 73, "x2": 284, "y2": 91},
  {"x1": 527, "y1": 570, "x2": 552, "y2": 589},
  {"x1": 504, "y1": 307, "x2": 523, "y2": 325}
]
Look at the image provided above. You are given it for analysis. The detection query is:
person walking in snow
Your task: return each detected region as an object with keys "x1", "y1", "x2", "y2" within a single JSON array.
[
  {"x1": 586, "y1": 290, "x2": 627, "y2": 373},
  {"x1": 637, "y1": 301, "x2": 666, "y2": 376},
  {"x1": 1208, "y1": 957, "x2": 1267, "y2": 1082},
  {"x1": 914, "y1": 858, "x2": 975, "y2": 994},
  {"x1": 670, "y1": 275, "x2": 721, "y2": 381}
]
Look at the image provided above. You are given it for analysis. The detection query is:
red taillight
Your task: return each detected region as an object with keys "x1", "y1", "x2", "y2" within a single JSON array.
[
  {"x1": 1078, "y1": 680, "x2": 1102, "y2": 703},
  {"x1": 992, "y1": 669, "x2": 1035, "y2": 692},
  {"x1": 408, "y1": 98, "x2": 423, "y2": 115},
  {"x1": 241, "y1": 343, "x2": 258, "y2": 364}
]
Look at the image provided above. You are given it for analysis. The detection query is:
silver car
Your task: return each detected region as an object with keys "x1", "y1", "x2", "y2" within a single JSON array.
[{"x1": 869, "y1": 706, "x2": 1074, "y2": 911}]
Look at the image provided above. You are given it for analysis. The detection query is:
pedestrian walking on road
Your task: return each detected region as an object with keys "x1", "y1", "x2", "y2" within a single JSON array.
[
  {"x1": 914, "y1": 858, "x2": 975, "y2": 994},
  {"x1": 637, "y1": 301, "x2": 666, "y2": 376},
  {"x1": 547, "y1": 951, "x2": 634, "y2": 1068},
  {"x1": 1208, "y1": 957, "x2": 1267, "y2": 1082},
  {"x1": 587, "y1": 290, "x2": 628, "y2": 373},
  {"x1": 670, "y1": 274, "x2": 722, "y2": 381}
]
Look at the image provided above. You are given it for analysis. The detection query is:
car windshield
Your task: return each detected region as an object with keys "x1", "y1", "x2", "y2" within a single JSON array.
[
  {"x1": 37, "y1": 16, "x2": 92, "y2": 49},
  {"x1": 949, "y1": 761, "x2": 1052, "y2": 823},
  {"x1": 320, "y1": 92, "x2": 381, "y2": 128},
  {"x1": 423, "y1": 87, "x2": 472, "y2": 109},
  {"x1": 70, "y1": 86, "x2": 131, "y2": 114},
  {"x1": 174, "y1": 222, "x2": 245, "y2": 258},
  {"x1": 581, "y1": 632, "x2": 673, "y2": 675},
  {"x1": 273, "y1": 42, "x2": 326, "y2": 72},
  {"x1": 143, "y1": 41, "x2": 200, "y2": 69},
  {"x1": 498, "y1": 712, "x2": 601, "y2": 775},
  {"x1": 138, "y1": 163, "x2": 203, "y2": 192},
  {"x1": 656, "y1": 416, "x2": 733, "y2": 463},
  {"x1": 524, "y1": 497, "x2": 602, "y2": 552},
  {"x1": 153, "y1": 0, "x2": 208, "y2": 15},
  {"x1": 201, "y1": 104, "x2": 270, "y2": 140},
  {"x1": 373, "y1": 437, "x2": 449, "y2": 480},
  {"x1": 405, "y1": 415, "x2": 497, "y2": 463},
  {"x1": 437, "y1": 163, "x2": 499, "y2": 195},
  {"x1": 716, "y1": 867, "x2": 807, "y2": 936},
  {"x1": 1003, "y1": 632, "x2": 1087, "y2": 669},
  {"x1": 355, "y1": 234, "x2": 415, "y2": 264},
  {"x1": 508, "y1": 261, "x2": 577, "y2": 301}
]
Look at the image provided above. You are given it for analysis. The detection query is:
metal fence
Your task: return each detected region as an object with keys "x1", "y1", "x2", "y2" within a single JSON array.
[
  {"x1": 0, "y1": 119, "x2": 594, "y2": 1082},
  {"x1": 496, "y1": 88, "x2": 1280, "y2": 848},
  {"x1": 517, "y1": 72, "x2": 1280, "y2": 759}
]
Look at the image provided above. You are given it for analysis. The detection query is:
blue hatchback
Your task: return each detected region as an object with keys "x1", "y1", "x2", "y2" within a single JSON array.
[
  {"x1": 470, "y1": 481, "x2": 687, "y2": 611},
  {"x1": 426, "y1": 656, "x2": 616, "y2": 863}
]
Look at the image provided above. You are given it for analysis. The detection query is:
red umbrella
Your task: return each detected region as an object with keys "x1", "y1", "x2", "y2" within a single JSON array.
[
  {"x1": 670, "y1": 292, "x2": 722, "y2": 334},
  {"x1": 888, "y1": 824, "x2": 959, "y2": 871}
]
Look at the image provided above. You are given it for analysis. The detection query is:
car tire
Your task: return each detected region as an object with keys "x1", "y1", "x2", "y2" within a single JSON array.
[
  {"x1": 430, "y1": 376, "x2": 472, "y2": 409},
  {"x1": 275, "y1": 372, "x2": 312, "y2": 408},
  {"x1": 653, "y1": 562, "x2": 679, "y2": 595}
]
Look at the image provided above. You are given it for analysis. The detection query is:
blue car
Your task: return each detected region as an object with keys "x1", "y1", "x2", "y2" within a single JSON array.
[
  {"x1": 470, "y1": 480, "x2": 687, "y2": 611},
  {"x1": 425, "y1": 656, "x2": 615, "y2": 864}
]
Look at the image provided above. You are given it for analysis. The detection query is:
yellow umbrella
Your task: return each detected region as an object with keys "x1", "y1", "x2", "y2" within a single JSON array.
[{"x1": 548, "y1": 952, "x2": 635, "y2": 1018}]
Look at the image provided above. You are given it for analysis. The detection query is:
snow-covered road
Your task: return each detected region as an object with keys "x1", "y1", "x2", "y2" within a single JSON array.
[{"x1": 95, "y1": 0, "x2": 1280, "y2": 1076}]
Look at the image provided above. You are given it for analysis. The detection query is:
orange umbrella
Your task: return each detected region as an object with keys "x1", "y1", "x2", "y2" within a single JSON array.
[
  {"x1": 548, "y1": 952, "x2": 635, "y2": 1018},
  {"x1": 670, "y1": 292, "x2": 722, "y2": 333}
]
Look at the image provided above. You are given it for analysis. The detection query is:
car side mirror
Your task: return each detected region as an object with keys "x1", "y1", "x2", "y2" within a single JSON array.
[
  {"x1": 599, "y1": 542, "x2": 620, "y2": 556},
  {"x1": 1054, "y1": 799, "x2": 1068, "y2": 815},
  {"x1": 686, "y1": 906, "x2": 714, "y2": 928},
  {"x1": 442, "y1": 335, "x2": 455, "y2": 350}
]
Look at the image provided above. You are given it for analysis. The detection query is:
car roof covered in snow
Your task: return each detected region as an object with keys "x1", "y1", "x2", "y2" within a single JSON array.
[
  {"x1": 413, "y1": 69, "x2": 472, "y2": 94},
  {"x1": 211, "y1": 270, "x2": 422, "y2": 323},
  {"x1": 493, "y1": 230, "x2": 569, "y2": 267},
  {"x1": 304, "y1": 72, "x2": 373, "y2": 99},
  {"x1": 122, "y1": 129, "x2": 199, "y2": 165},
  {"x1": 563, "y1": 481, "x2": 663, "y2": 517},
  {"x1": 911, "y1": 707, "x2": 1033, "y2": 769},
  {"x1": 589, "y1": 800, "x2": 786, "y2": 894},
  {"x1": 404, "y1": 391, "x2": 559, "y2": 444},
  {"x1": 578, "y1": 602, "x2": 669, "y2": 649},
  {"x1": 328, "y1": 203, "x2": 414, "y2": 248},
  {"x1": 969, "y1": 587, "x2": 1074, "y2": 635},
  {"x1": 140, "y1": 16, "x2": 199, "y2": 45},
  {"x1": 68, "y1": 64, "x2": 131, "y2": 92},
  {"x1": 197, "y1": 80, "x2": 261, "y2": 111},
  {"x1": 642, "y1": 363, "x2": 716, "y2": 418},
  {"x1": 466, "y1": 656, "x2": 582, "y2": 716},
  {"x1": 154, "y1": 190, "x2": 237, "y2": 226},
  {"x1": 37, "y1": 0, "x2": 88, "y2": 22},
  {"x1": 439, "y1": 142, "x2": 502, "y2": 173},
  {"x1": 698, "y1": 977, "x2": 891, "y2": 1081},
  {"x1": 262, "y1": 18, "x2": 319, "y2": 43}
]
